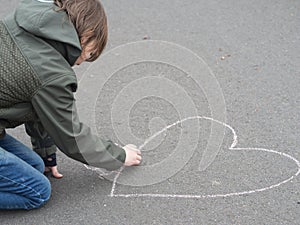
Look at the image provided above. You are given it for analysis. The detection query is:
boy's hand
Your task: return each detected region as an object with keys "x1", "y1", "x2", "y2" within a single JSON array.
[
  {"x1": 44, "y1": 166, "x2": 63, "y2": 179},
  {"x1": 123, "y1": 144, "x2": 142, "y2": 166},
  {"x1": 42, "y1": 153, "x2": 63, "y2": 179}
]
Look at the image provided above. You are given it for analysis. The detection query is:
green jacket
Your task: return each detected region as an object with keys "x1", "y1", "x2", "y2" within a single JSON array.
[{"x1": 0, "y1": 0, "x2": 125, "y2": 170}]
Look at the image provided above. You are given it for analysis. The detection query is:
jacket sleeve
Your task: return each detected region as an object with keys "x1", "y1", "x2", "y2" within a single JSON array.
[
  {"x1": 30, "y1": 75, "x2": 126, "y2": 170},
  {"x1": 25, "y1": 121, "x2": 57, "y2": 158}
]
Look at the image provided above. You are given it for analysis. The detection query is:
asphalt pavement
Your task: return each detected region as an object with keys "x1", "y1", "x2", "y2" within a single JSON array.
[{"x1": 0, "y1": 0, "x2": 299, "y2": 224}]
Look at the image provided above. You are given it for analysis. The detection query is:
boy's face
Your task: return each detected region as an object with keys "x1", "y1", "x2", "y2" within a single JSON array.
[{"x1": 74, "y1": 42, "x2": 95, "y2": 66}]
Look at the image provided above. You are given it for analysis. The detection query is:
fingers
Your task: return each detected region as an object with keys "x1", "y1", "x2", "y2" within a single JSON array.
[
  {"x1": 132, "y1": 154, "x2": 142, "y2": 166},
  {"x1": 136, "y1": 154, "x2": 142, "y2": 162},
  {"x1": 49, "y1": 166, "x2": 63, "y2": 179},
  {"x1": 123, "y1": 144, "x2": 142, "y2": 166}
]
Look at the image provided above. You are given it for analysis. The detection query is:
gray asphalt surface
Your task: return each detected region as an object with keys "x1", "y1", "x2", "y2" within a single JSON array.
[{"x1": 1, "y1": 0, "x2": 300, "y2": 224}]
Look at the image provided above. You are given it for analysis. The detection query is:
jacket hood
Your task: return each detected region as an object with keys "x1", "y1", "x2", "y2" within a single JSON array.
[{"x1": 14, "y1": 0, "x2": 81, "y2": 65}]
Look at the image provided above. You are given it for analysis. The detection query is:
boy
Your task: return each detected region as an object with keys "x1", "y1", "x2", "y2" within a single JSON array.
[{"x1": 0, "y1": 0, "x2": 141, "y2": 210}]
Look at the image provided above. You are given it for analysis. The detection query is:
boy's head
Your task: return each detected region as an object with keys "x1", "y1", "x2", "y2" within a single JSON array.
[{"x1": 54, "y1": 0, "x2": 108, "y2": 62}]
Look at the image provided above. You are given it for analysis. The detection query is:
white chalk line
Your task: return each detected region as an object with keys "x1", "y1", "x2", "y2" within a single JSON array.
[
  {"x1": 112, "y1": 147, "x2": 300, "y2": 199},
  {"x1": 36, "y1": 0, "x2": 53, "y2": 3},
  {"x1": 85, "y1": 116, "x2": 300, "y2": 199},
  {"x1": 110, "y1": 166, "x2": 124, "y2": 197}
]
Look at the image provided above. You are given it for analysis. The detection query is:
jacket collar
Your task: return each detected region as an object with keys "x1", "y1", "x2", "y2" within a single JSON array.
[{"x1": 15, "y1": 0, "x2": 81, "y2": 65}]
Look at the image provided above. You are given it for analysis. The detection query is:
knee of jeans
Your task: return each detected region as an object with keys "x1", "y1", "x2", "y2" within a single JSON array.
[
  {"x1": 35, "y1": 156, "x2": 45, "y2": 174},
  {"x1": 26, "y1": 178, "x2": 51, "y2": 210}
]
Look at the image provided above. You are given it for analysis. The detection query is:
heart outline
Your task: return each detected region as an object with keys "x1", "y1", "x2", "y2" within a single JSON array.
[{"x1": 109, "y1": 116, "x2": 300, "y2": 199}]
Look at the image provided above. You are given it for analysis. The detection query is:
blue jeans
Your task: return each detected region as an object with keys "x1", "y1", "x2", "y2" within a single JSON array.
[{"x1": 0, "y1": 133, "x2": 51, "y2": 210}]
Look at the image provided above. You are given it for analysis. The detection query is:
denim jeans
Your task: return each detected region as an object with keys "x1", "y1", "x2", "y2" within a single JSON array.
[{"x1": 0, "y1": 133, "x2": 51, "y2": 210}]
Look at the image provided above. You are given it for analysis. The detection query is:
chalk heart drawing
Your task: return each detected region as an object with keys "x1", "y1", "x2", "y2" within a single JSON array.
[
  {"x1": 84, "y1": 116, "x2": 300, "y2": 199},
  {"x1": 84, "y1": 115, "x2": 300, "y2": 199}
]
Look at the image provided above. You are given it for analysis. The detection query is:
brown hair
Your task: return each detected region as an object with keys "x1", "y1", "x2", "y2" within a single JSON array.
[{"x1": 54, "y1": 0, "x2": 108, "y2": 61}]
